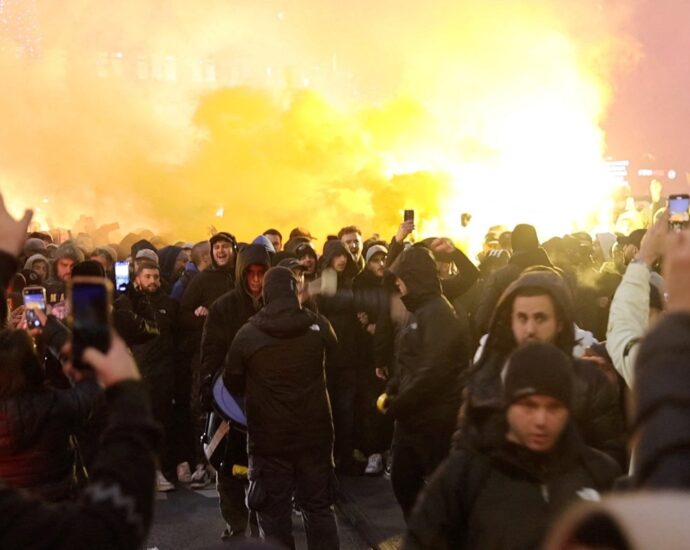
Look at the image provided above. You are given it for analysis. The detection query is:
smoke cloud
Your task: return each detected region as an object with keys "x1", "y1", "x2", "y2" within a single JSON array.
[{"x1": 0, "y1": 0, "x2": 640, "y2": 247}]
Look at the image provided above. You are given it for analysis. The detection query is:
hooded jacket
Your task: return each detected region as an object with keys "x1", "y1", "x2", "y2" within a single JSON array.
[
  {"x1": 178, "y1": 236, "x2": 236, "y2": 336},
  {"x1": 475, "y1": 246, "x2": 554, "y2": 334},
  {"x1": 224, "y1": 267, "x2": 337, "y2": 455},
  {"x1": 464, "y1": 271, "x2": 626, "y2": 467},
  {"x1": 156, "y1": 245, "x2": 184, "y2": 289},
  {"x1": 386, "y1": 247, "x2": 468, "y2": 432},
  {"x1": 316, "y1": 240, "x2": 361, "y2": 370},
  {"x1": 404, "y1": 416, "x2": 620, "y2": 550},
  {"x1": 200, "y1": 244, "x2": 271, "y2": 381}
]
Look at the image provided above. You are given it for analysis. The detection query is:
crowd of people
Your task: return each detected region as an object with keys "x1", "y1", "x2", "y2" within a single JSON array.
[{"x1": 1, "y1": 186, "x2": 689, "y2": 550}]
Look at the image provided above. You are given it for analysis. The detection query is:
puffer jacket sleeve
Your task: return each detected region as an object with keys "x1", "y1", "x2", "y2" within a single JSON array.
[
  {"x1": 0, "y1": 381, "x2": 160, "y2": 550},
  {"x1": 606, "y1": 262, "x2": 651, "y2": 388}
]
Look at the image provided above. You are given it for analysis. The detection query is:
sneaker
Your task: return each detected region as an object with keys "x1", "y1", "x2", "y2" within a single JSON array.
[
  {"x1": 176, "y1": 462, "x2": 192, "y2": 484},
  {"x1": 189, "y1": 464, "x2": 210, "y2": 489},
  {"x1": 365, "y1": 453, "x2": 383, "y2": 476},
  {"x1": 156, "y1": 470, "x2": 175, "y2": 492}
]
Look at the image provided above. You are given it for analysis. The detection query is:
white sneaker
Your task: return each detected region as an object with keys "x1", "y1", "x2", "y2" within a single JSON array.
[
  {"x1": 156, "y1": 470, "x2": 175, "y2": 492},
  {"x1": 177, "y1": 462, "x2": 193, "y2": 483},
  {"x1": 189, "y1": 464, "x2": 210, "y2": 489},
  {"x1": 365, "y1": 453, "x2": 383, "y2": 476}
]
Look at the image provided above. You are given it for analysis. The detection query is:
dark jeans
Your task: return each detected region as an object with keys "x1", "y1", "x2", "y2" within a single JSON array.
[
  {"x1": 327, "y1": 364, "x2": 356, "y2": 466},
  {"x1": 247, "y1": 447, "x2": 339, "y2": 550},
  {"x1": 217, "y1": 470, "x2": 257, "y2": 537},
  {"x1": 390, "y1": 419, "x2": 454, "y2": 521}
]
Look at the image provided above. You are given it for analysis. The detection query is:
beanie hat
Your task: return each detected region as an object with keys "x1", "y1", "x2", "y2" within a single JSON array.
[
  {"x1": 210, "y1": 231, "x2": 236, "y2": 248},
  {"x1": 365, "y1": 244, "x2": 388, "y2": 264},
  {"x1": 23, "y1": 238, "x2": 47, "y2": 257},
  {"x1": 135, "y1": 249, "x2": 159, "y2": 264},
  {"x1": 511, "y1": 224, "x2": 540, "y2": 253},
  {"x1": 504, "y1": 343, "x2": 574, "y2": 409}
]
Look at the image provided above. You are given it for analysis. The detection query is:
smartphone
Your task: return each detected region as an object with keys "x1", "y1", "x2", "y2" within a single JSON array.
[
  {"x1": 22, "y1": 286, "x2": 47, "y2": 329},
  {"x1": 668, "y1": 194, "x2": 690, "y2": 230},
  {"x1": 68, "y1": 277, "x2": 113, "y2": 370},
  {"x1": 114, "y1": 260, "x2": 130, "y2": 293},
  {"x1": 404, "y1": 209, "x2": 415, "y2": 223}
]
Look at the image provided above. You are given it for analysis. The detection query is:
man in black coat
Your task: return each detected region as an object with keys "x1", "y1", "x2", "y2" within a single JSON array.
[
  {"x1": 474, "y1": 223, "x2": 553, "y2": 335},
  {"x1": 378, "y1": 246, "x2": 468, "y2": 520},
  {"x1": 404, "y1": 344, "x2": 620, "y2": 550},
  {"x1": 463, "y1": 269, "x2": 626, "y2": 467},
  {"x1": 200, "y1": 243, "x2": 270, "y2": 540},
  {"x1": 224, "y1": 266, "x2": 339, "y2": 549}
]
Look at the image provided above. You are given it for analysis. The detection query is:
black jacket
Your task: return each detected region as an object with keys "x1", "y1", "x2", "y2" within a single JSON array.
[
  {"x1": 0, "y1": 380, "x2": 102, "y2": 502},
  {"x1": 224, "y1": 268, "x2": 337, "y2": 455},
  {"x1": 464, "y1": 271, "x2": 626, "y2": 466},
  {"x1": 633, "y1": 311, "x2": 690, "y2": 489},
  {"x1": 130, "y1": 289, "x2": 178, "y2": 378},
  {"x1": 316, "y1": 240, "x2": 361, "y2": 371},
  {"x1": 200, "y1": 244, "x2": 271, "y2": 381},
  {"x1": 386, "y1": 247, "x2": 468, "y2": 433},
  {"x1": 475, "y1": 247, "x2": 554, "y2": 334},
  {"x1": 404, "y1": 419, "x2": 620, "y2": 550}
]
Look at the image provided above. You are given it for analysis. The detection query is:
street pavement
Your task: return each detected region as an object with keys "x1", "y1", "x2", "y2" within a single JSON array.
[{"x1": 145, "y1": 473, "x2": 405, "y2": 550}]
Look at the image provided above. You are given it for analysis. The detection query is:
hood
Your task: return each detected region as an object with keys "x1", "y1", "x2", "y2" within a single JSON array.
[
  {"x1": 508, "y1": 247, "x2": 554, "y2": 271},
  {"x1": 252, "y1": 235, "x2": 276, "y2": 254},
  {"x1": 157, "y1": 245, "x2": 183, "y2": 283},
  {"x1": 319, "y1": 240, "x2": 358, "y2": 280},
  {"x1": 394, "y1": 246, "x2": 442, "y2": 312},
  {"x1": 250, "y1": 266, "x2": 314, "y2": 337},
  {"x1": 235, "y1": 244, "x2": 271, "y2": 294},
  {"x1": 23, "y1": 254, "x2": 49, "y2": 272},
  {"x1": 486, "y1": 270, "x2": 576, "y2": 354}
]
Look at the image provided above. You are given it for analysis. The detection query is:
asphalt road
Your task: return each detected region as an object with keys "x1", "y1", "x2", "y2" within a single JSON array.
[{"x1": 145, "y1": 483, "x2": 372, "y2": 550}]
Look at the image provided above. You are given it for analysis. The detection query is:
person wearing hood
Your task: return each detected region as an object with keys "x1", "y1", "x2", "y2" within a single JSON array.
[
  {"x1": 316, "y1": 239, "x2": 362, "y2": 474},
  {"x1": 377, "y1": 246, "x2": 468, "y2": 520},
  {"x1": 462, "y1": 270, "x2": 626, "y2": 468},
  {"x1": 44, "y1": 241, "x2": 85, "y2": 304},
  {"x1": 156, "y1": 245, "x2": 188, "y2": 292},
  {"x1": 22, "y1": 254, "x2": 49, "y2": 285},
  {"x1": 224, "y1": 267, "x2": 339, "y2": 549},
  {"x1": 403, "y1": 344, "x2": 620, "y2": 550},
  {"x1": 475, "y1": 224, "x2": 554, "y2": 335},
  {"x1": 295, "y1": 241, "x2": 319, "y2": 282},
  {"x1": 200, "y1": 243, "x2": 270, "y2": 541}
]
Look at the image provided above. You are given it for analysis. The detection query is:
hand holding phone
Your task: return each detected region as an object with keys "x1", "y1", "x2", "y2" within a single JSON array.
[
  {"x1": 668, "y1": 194, "x2": 690, "y2": 231},
  {"x1": 68, "y1": 277, "x2": 113, "y2": 370},
  {"x1": 22, "y1": 286, "x2": 47, "y2": 329}
]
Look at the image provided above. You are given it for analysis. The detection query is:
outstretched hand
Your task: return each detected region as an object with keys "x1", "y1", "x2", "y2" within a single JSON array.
[{"x1": 0, "y1": 194, "x2": 33, "y2": 256}]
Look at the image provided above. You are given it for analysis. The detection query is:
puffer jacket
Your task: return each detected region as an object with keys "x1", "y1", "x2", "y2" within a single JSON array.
[
  {"x1": 404, "y1": 418, "x2": 620, "y2": 550},
  {"x1": 0, "y1": 380, "x2": 102, "y2": 501},
  {"x1": 224, "y1": 267, "x2": 337, "y2": 455},
  {"x1": 386, "y1": 247, "x2": 468, "y2": 433},
  {"x1": 463, "y1": 271, "x2": 626, "y2": 467}
]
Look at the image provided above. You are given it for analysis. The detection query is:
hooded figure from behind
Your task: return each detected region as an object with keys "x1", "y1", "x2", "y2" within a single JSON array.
[
  {"x1": 382, "y1": 246, "x2": 468, "y2": 520},
  {"x1": 223, "y1": 267, "x2": 339, "y2": 549}
]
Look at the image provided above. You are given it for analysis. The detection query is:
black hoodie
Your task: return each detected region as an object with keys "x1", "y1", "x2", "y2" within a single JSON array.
[
  {"x1": 386, "y1": 247, "x2": 468, "y2": 432},
  {"x1": 200, "y1": 244, "x2": 271, "y2": 381},
  {"x1": 464, "y1": 271, "x2": 626, "y2": 467},
  {"x1": 224, "y1": 267, "x2": 337, "y2": 455}
]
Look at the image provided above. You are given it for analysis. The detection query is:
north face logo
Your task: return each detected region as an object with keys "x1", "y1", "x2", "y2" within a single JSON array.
[
  {"x1": 576, "y1": 488, "x2": 601, "y2": 502},
  {"x1": 309, "y1": 324, "x2": 320, "y2": 332}
]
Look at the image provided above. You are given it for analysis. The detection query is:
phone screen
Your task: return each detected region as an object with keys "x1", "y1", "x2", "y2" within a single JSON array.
[
  {"x1": 23, "y1": 287, "x2": 46, "y2": 328},
  {"x1": 669, "y1": 194, "x2": 690, "y2": 229},
  {"x1": 114, "y1": 260, "x2": 130, "y2": 293},
  {"x1": 70, "y1": 280, "x2": 112, "y2": 370}
]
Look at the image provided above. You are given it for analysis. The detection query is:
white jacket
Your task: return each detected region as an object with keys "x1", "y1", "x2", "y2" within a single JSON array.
[{"x1": 605, "y1": 262, "x2": 653, "y2": 388}]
